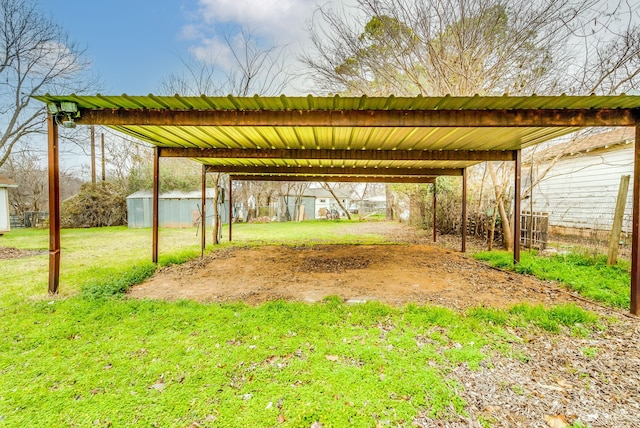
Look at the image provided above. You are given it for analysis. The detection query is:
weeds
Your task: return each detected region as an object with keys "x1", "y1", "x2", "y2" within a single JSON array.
[{"x1": 474, "y1": 251, "x2": 630, "y2": 308}]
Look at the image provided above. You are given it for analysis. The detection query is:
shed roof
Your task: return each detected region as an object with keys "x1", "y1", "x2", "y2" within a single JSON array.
[
  {"x1": 34, "y1": 93, "x2": 640, "y2": 183},
  {"x1": 528, "y1": 127, "x2": 635, "y2": 163},
  {"x1": 0, "y1": 174, "x2": 17, "y2": 188}
]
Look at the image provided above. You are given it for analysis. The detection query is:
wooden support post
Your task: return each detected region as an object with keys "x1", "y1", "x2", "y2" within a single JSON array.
[
  {"x1": 462, "y1": 169, "x2": 467, "y2": 253},
  {"x1": 47, "y1": 114, "x2": 61, "y2": 294},
  {"x1": 432, "y1": 180, "x2": 437, "y2": 243},
  {"x1": 607, "y1": 175, "x2": 630, "y2": 266},
  {"x1": 631, "y1": 126, "x2": 640, "y2": 315},
  {"x1": 229, "y1": 179, "x2": 233, "y2": 242},
  {"x1": 101, "y1": 133, "x2": 106, "y2": 181},
  {"x1": 201, "y1": 165, "x2": 206, "y2": 258},
  {"x1": 514, "y1": 150, "x2": 522, "y2": 264},
  {"x1": 152, "y1": 147, "x2": 159, "y2": 264}
]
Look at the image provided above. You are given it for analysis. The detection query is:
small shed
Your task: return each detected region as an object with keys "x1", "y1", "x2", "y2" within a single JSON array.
[
  {"x1": 526, "y1": 128, "x2": 634, "y2": 238},
  {"x1": 0, "y1": 175, "x2": 17, "y2": 234},
  {"x1": 126, "y1": 189, "x2": 230, "y2": 228}
]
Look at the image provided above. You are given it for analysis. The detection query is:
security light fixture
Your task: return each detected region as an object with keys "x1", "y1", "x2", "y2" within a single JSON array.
[
  {"x1": 47, "y1": 103, "x2": 59, "y2": 114},
  {"x1": 60, "y1": 102, "x2": 78, "y2": 113}
]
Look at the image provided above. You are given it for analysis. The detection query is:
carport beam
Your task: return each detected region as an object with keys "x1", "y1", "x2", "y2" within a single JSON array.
[
  {"x1": 47, "y1": 114, "x2": 60, "y2": 294},
  {"x1": 152, "y1": 147, "x2": 159, "y2": 264},
  {"x1": 631, "y1": 126, "x2": 640, "y2": 315},
  {"x1": 229, "y1": 179, "x2": 233, "y2": 242},
  {"x1": 514, "y1": 150, "x2": 522, "y2": 264}
]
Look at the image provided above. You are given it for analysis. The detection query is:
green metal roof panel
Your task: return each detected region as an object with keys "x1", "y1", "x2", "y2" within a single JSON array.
[{"x1": 34, "y1": 93, "x2": 640, "y2": 111}]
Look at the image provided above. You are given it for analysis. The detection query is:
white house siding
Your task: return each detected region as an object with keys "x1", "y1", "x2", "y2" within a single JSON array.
[
  {"x1": 0, "y1": 188, "x2": 9, "y2": 232},
  {"x1": 529, "y1": 145, "x2": 634, "y2": 234}
]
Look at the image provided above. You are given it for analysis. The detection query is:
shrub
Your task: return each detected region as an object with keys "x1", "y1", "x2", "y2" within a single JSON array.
[{"x1": 61, "y1": 182, "x2": 127, "y2": 228}]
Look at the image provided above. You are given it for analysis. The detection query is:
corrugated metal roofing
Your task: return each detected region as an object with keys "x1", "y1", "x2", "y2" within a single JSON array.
[
  {"x1": 33, "y1": 94, "x2": 640, "y2": 180},
  {"x1": 34, "y1": 93, "x2": 640, "y2": 111}
]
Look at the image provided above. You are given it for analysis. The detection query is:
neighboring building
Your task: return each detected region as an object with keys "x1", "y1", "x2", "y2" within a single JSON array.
[
  {"x1": 359, "y1": 195, "x2": 387, "y2": 215},
  {"x1": 526, "y1": 128, "x2": 634, "y2": 238},
  {"x1": 126, "y1": 189, "x2": 230, "y2": 228},
  {"x1": 0, "y1": 175, "x2": 17, "y2": 234},
  {"x1": 277, "y1": 187, "x2": 352, "y2": 221}
]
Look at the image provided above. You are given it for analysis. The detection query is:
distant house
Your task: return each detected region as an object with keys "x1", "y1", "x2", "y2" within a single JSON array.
[
  {"x1": 359, "y1": 195, "x2": 386, "y2": 215},
  {"x1": 0, "y1": 175, "x2": 17, "y2": 234},
  {"x1": 126, "y1": 189, "x2": 230, "y2": 228},
  {"x1": 277, "y1": 187, "x2": 352, "y2": 221},
  {"x1": 526, "y1": 128, "x2": 634, "y2": 238}
]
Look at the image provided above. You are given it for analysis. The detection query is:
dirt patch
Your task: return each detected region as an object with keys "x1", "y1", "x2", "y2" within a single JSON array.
[
  {"x1": 130, "y1": 242, "x2": 584, "y2": 309},
  {"x1": 0, "y1": 246, "x2": 44, "y2": 260}
]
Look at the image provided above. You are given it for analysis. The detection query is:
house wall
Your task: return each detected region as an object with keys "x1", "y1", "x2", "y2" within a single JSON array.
[
  {"x1": 529, "y1": 145, "x2": 634, "y2": 235},
  {"x1": 315, "y1": 196, "x2": 350, "y2": 218},
  {"x1": 127, "y1": 197, "x2": 230, "y2": 228},
  {"x1": 0, "y1": 188, "x2": 9, "y2": 232}
]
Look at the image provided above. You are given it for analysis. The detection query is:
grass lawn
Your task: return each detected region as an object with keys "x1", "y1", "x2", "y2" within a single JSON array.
[
  {"x1": 474, "y1": 250, "x2": 631, "y2": 309},
  {"x1": 0, "y1": 223, "x2": 617, "y2": 426}
]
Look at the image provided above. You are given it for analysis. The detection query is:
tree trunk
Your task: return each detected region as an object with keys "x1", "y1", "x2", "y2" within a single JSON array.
[
  {"x1": 323, "y1": 183, "x2": 351, "y2": 220},
  {"x1": 385, "y1": 185, "x2": 394, "y2": 220},
  {"x1": 487, "y1": 163, "x2": 513, "y2": 251}
]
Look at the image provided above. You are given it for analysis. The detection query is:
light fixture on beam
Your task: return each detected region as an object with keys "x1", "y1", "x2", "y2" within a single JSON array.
[{"x1": 47, "y1": 101, "x2": 80, "y2": 128}]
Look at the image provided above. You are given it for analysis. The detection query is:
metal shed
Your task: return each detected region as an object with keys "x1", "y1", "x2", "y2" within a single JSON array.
[{"x1": 126, "y1": 189, "x2": 230, "y2": 228}]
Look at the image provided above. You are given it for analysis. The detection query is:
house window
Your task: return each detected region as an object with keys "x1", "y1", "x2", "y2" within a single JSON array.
[{"x1": 319, "y1": 199, "x2": 326, "y2": 203}]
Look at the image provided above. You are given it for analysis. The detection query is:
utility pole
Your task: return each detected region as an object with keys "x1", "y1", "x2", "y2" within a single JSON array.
[{"x1": 90, "y1": 125, "x2": 96, "y2": 184}]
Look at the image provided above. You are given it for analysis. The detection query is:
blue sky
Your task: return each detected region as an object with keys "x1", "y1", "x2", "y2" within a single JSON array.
[{"x1": 36, "y1": 0, "x2": 322, "y2": 95}]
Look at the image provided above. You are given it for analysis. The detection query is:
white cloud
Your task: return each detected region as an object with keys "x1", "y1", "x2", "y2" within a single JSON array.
[{"x1": 194, "y1": 0, "x2": 318, "y2": 46}]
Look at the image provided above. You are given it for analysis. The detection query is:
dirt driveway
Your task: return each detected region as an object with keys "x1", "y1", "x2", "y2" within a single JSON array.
[{"x1": 130, "y1": 222, "x2": 582, "y2": 309}]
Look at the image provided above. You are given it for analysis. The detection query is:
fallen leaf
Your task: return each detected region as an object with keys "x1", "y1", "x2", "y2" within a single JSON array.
[
  {"x1": 325, "y1": 355, "x2": 339, "y2": 362},
  {"x1": 149, "y1": 382, "x2": 165, "y2": 392},
  {"x1": 556, "y1": 378, "x2": 573, "y2": 390},
  {"x1": 277, "y1": 414, "x2": 286, "y2": 423},
  {"x1": 545, "y1": 414, "x2": 568, "y2": 428}
]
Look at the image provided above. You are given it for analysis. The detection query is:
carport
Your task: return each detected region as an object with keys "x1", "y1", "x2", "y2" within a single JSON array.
[{"x1": 35, "y1": 94, "x2": 640, "y2": 314}]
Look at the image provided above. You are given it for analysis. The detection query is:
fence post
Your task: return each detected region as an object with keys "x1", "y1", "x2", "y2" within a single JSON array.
[{"x1": 607, "y1": 174, "x2": 630, "y2": 265}]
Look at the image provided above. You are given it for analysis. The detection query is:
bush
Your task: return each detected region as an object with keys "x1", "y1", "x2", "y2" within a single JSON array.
[{"x1": 61, "y1": 182, "x2": 127, "y2": 228}]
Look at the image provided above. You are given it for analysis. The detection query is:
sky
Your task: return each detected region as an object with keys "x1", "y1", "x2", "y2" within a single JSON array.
[{"x1": 35, "y1": 0, "x2": 325, "y2": 95}]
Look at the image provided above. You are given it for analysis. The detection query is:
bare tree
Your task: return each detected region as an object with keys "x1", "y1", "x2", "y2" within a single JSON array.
[
  {"x1": 0, "y1": 0, "x2": 93, "y2": 168},
  {"x1": 303, "y1": 0, "x2": 640, "y2": 249},
  {"x1": 159, "y1": 28, "x2": 292, "y2": 238},
  {"x1": 159, "y1": 28, "x2": 290, "y2": 96}
]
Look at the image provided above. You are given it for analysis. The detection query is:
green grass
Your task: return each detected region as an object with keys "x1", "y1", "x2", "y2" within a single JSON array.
[
  {"x1": 0, "y1": 223, "x2": 605, "y2": 426},
  {"x1": 474, "y1": 250, "x2": 630, "y2": 309}
]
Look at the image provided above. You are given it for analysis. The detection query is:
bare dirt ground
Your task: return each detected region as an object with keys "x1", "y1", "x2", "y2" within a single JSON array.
[
  {"x1": 130, "y1": 222, "x2": 640, "y2": 427},
  {"x1": 130, "y1": 222, "x2": 586, "y2": 309},
  {"x1": 0, "y1": 246, "x2": 44, "y2": 259},
  {"x1": 130, "y1": 243, "x2": 583, "y2": 309}
]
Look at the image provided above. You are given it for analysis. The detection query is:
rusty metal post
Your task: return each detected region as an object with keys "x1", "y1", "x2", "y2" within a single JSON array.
[
  {"x1": 201, "y1": 165, "x2": 206, "y2": 258},
  {"x1": 514, "y1": 150, "x2": 522, "y2": 264},
  {"x1": 462, "y1": 169, "x2": 467, "y2": 253},
  {"x1": 152, "y1": 147, "x2": 159, "y2": 263},
  {"x1": 631, "y1": 126, "x2": 640, "y2": 315},
  {"x1": 432, "y1": 180, "x2": 437, "y2": 242},
  {"x1": 229, "y1": 178, "x2": 233, "y2": 242},
  {"x1": 47, "y1": 114, "x2": 61, "y2": 294}
]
